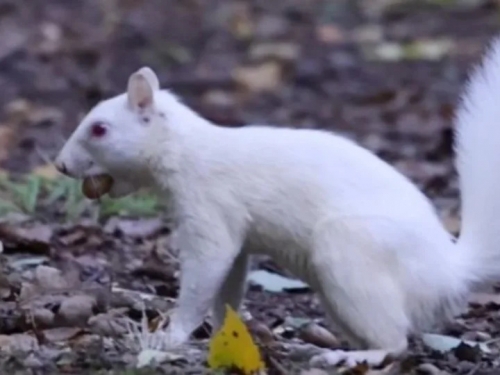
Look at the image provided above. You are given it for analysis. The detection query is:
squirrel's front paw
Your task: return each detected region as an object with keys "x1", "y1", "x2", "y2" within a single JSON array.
[
  {"x1": 310, "y1": 349, "x2": 391, "y2": 368},
  {"x1": 159, "y1": 326, "x2": 190, "y2": 350}
]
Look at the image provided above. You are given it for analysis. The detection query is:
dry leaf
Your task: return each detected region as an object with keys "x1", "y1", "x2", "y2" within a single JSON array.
[
  {"x1": 0, "y1": 126, "x2": 15, "y2": 162},
  {"x1": 35, "y1": 265, "x2": 66, "y2": 290},
  {"x1": 19, "y1": 281, "x2": 39, "y2": 300},
  {"x1": 31, "y1": 308, "x2": 55, "y2": 328},
  {"x1": 0, "y1": 333, "x2": 38, "y2": 353},
  {"x1": 298, "y1": 322, "x2": 340, "y2": 349},
  {"x1": 17, "y1": 224, "x2": 53, "y2": 244},
  {"x1": 316, "y1": 24, "x2": 345, "y2": 44},
  {"x1": 208, "y1": 305, "x2": 265, "y2": 374},
  {"x1": 233, "y1": 62, "x2": 282, "y2": 93},
  {"x1": 42, "y1": 327, "x2": 83, "y2": 342},
  {"x1": 249, "y1": 42, "x2": 300, "y2": 61},
  {"x1": 0, "y1": 223, "x2": 52, "y2": 254},
  {"x1": 57, "y1": 295, "x2": 96, "y2": 326},
  {"x1": 88, "y1": 312, "x2": 128, "y2": 336}
]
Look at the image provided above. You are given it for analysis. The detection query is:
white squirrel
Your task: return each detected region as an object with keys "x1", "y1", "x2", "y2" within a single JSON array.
[{"x1": 55, "y1": 35, "x2": 500, "y2": 368}]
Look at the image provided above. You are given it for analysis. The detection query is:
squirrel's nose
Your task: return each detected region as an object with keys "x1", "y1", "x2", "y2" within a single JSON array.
[{"x1": 55, "y1": 160, "x2": 71, "y2": 176}]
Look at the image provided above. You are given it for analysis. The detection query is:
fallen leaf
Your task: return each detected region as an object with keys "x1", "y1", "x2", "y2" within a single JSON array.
[
  {"x1": 402, "y1": 39, "x2": 454, "y2": 61},
  {"x1": 42, "y1": 327, "x2": 82, "y2": 342},
  {"x1": 421, "y1": 333, "x2": 491, "y2": 354},
  {"x1": 364, "y1": 42, "x2": 404, "y2": 62},
  {"x1": 298, "y1": 322, "x2": 340, "y2": 349},
  {"x1": 31, "y1": 308, "x2": 55, "y2": 328},
  {"x1": 316, "y1": 24, "x2": 345, "y2": 44},
  {"x1": 19, "y1": 281, "x2": 38, "y2": 300},
  {"x1": 0, "y1": 333, "x2": 38, "y2": 353},
  {"x1": 246, "y1": 319, "x2": 275, "y2": 345},
  {"x1": 248, "y1": 270, "x2": 308, "y2": 293},
  {"x1": 0, "y1": 126, "x2": 15, "y2": 162},
  {"x1": 208, "y1": 305, "x2": 265, "y2": 374},
  {"x1": 233, "y1": 62, "x2": 282, "y2": 93},
  {"x1": 284, "y1": 343, "x2": 325, "y2": 361},
  {"x1": 57, "y1": 295, "x2": 96, "y2": 326},
  {"x1": 0, "y1": 223, "x2": 52, "y2": 254},
  {"x1": 88, "y1": 312, "x2": 128, "y2": 337},
  {"x1": 34, "y1": 265, "x2": 67, "y2": 290},
  {"x1": 249, "y1": 42, "x2": 300, "y2": 62},
  {"x1": 16, "y1": 224, "x2": 53, "y2": 243},
  {"x1": 417, "y1": 363, "x2": 447, "y2": 375},
  {"x1": 203, "y1": 90, "x2": 235, "y2": 108},
  {"x1": 58, "y1": 231, "x2": 86, "y2": 247}
]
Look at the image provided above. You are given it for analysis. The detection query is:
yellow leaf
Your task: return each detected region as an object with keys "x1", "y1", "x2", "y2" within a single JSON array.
[{"x1": 208, "y1": 305, "x2": 265, "y2": 374}]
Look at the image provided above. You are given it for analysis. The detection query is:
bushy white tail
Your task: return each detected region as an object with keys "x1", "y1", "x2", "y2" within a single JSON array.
[{"x1": 455, "y1": 36, "x2": 500, "y2": 282}]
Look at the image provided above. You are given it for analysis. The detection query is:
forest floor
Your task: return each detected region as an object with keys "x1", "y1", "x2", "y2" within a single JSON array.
[{"x1": 1, "y1": 0, "x2": 500, "y2": 374}]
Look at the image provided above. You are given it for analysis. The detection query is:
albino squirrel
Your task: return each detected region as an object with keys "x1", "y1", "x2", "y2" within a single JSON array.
[{"x1": 55, "y1": 35, "x2": 500, "y2": 368}]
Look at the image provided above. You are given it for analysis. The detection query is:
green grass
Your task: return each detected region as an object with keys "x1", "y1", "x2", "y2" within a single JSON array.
[{"x1": 0, "y1": 173, "x2": 161, "y2": 221}]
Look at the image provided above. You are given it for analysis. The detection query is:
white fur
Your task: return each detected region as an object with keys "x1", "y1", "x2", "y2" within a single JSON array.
[{"x1": 55, "y1": 35, "x2": 500, "y2": 368}]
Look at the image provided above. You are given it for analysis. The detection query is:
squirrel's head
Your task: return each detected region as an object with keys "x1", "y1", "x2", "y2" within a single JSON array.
[{"x1": 55, "y1": 66, "x2": 165, "y2": 198}]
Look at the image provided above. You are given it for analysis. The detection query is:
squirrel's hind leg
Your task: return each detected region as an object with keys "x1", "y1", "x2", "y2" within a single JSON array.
[
  {"x1": 308, "y1": 224, "x2": 411, "y2": 368},
  {"x1": 310, "y1": 281, "x2": 409, "y2": 368}
]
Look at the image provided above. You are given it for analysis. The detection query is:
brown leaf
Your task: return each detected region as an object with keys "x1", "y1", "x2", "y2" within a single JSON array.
[
  {"x1": 58, "y1": 228, "x2": 87, "y2": 246},
  {"x1": 249, "y1": 42, "x2": 300, "y2": 62},
  {"x1": 0, "y1": 223, "x2": 53, "y2": 254},
  {"x1": 34, "y1": 265, "x2": 67, "y2": 290},
  {"x1": 246, "y1": 319, "x2": 275, "y2": 345},
  {"x1": 19, "y1": 281, "x2": 38, "y2": 300},
  {"x1": 316, "y1": 24, "x2": 345, "y2": 44},
  {"x1": 88, "y1": 311, "x2": 128, "y2": 337},
  {"x1": 0, "y1": 333, "x2": 38, "y2": 353},
  {"x1": 31, "y1": 308, "x2": 55, "y2": 328},
  {"x1": 298, "y1": 322, "x2": 340, "y2": 349},
  {"x1": 0, "y1": 126, "x2": 15, "y2": 162},
  {"x1": 16, "y1": 224, "x2": 53, "y2": 243},
  {"x1": 42, "y1": 327, "x2": 83, "y2": 343},
  {"x1": 57, "y1": 295, "x2": 96, "y2": 326},
  {"x1": 233, "y1": 62, "x2": 282, "y2": 93}
]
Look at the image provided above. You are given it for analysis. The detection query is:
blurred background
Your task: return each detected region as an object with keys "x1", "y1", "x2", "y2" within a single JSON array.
[{"x1": 0, "y1": 0, "x2": 497, "y2": 222}]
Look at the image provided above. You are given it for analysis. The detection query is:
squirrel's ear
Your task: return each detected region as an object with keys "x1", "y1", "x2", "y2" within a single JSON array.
[
  {"x1": 127, "y1": 69, "x2": 155, "y2": 111},
  {"x1": 137, "y1": 67, "x2": 160, "y2": 91}
]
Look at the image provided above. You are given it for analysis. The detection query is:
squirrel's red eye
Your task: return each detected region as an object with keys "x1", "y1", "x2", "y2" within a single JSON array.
[{"x1": 90, "y1": 122, "x2": 107, "y2": 138}]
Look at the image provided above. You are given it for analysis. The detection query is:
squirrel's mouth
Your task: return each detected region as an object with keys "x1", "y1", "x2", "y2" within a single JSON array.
[{"x1": 81, "y1": 174, "x2": 114, "y2": 199}]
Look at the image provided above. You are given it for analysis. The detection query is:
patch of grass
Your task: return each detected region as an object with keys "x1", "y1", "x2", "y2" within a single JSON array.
[{"x1": 0, "y1": 173, "x2": 162, "y2": 221}]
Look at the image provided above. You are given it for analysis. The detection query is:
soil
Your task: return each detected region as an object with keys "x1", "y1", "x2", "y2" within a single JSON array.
[{"x1": 1, "y1": 0, "x2": 500, "y2": 374}]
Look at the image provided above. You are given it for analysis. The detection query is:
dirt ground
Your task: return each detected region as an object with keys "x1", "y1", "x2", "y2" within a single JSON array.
[{"x1": 2, "y1": 0, "x2": 500, "y2": 374}]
